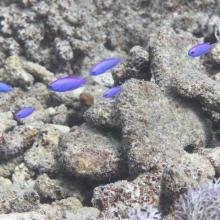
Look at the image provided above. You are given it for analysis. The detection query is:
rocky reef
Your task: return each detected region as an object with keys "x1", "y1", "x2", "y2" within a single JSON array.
[{"x1": 1, "y1": 0, "x2": 220, "y2": 220}]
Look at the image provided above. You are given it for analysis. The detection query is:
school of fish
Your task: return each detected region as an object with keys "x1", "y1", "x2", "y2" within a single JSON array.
[
  {"x1": 0, "y1": 57, "x2": 122, "y2": 119},
  {"x1": 1, "y1": 33, "x2": 219, "y2": 120}
]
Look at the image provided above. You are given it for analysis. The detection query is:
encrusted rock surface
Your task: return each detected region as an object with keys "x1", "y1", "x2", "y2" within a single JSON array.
[
  {"x1": 112, "y1": 46, "x2": 150, "y2": 84},
  {"x1": 0, "y1": 156, "x2": 23, "y2": 178},
  {"x1": 149, "y1": 27, "x2": 220, "y2": 126},
  {"x1": 149, "y1": 27, "x2": 205, "y2": 95},
  {"x1": 118, "y1": 79, "x2": 209, "y2": 176},
  {"x1": 84, "y1": 98, "x2": 120, "y2": 128},
  {"x1": 1, "y1": 0, "x2": 220, "y2": 219},
  {"x1": 198, "y1": 146, "x2": 220, "y2": 176},
  {"x1": 59, "y1": 123, "x2": 125, "y2": 182},
  {"x1": 92, "y1": 170, "x2": 162, "y2": 218},
  {"x1": 160, "y1": 153, "x2": 215, "y2": 214},
  {"x1": 0, "y1": 197, "x2": 100, "y2": 219},
  {"x1": 34, "y1": 174, "x2": 87, "y2": 202},
  {"x1": 208, "y1": 43, "x2": 220, "y2": 67},
  {"x1": 38, "y1": 197, "x2": 100, "y2": 220},
  {"x1": 12, "y1": 163, "x2": 34, "y2": 183},
  {"x1": 22, "y1": 60, "x2": 55, "y2": 84},
  {"x1": 0, "y1": 125, "x2": 38, "y2": 160},
  {"x1": 0, "y1": 112, "x2": 17, "y2": 133},
  {"x1": 1, "y1": 55, "x2": 34, "y2": 89},
  {"x1": 0, "y1": 181, "x2": 40, "y2": 214},
  {"x1": 0, "y1": 83, "x2": 49, "y2": 116},
  {"x1": 24, "y1": 125, "x2": 67, "y2": 174}
]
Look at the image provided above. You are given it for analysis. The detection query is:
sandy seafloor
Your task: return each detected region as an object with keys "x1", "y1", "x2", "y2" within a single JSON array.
[{"x1": 1, "y1": 0, "x2": 220, "y2": 219}]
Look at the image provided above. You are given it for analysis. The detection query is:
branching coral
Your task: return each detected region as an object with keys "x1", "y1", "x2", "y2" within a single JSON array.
[{"x1": 175, "y1": 179, "x2": 220, "y2": 220}]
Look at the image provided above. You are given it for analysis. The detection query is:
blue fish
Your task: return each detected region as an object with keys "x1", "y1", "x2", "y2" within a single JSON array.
[
  {"x1": 15, "y1": 107, "x2": 35, "y2": 119},
  {"x1": 89, "y1": 57, "x2": 121, "y2": 76},
  {"x1": 188, "y1": 42, "x2": 213, "y2": 57},
  {"x1": 0, "y1": 82, "x2": 12, "y2": 92},
  {"x1": 48, "y1": 76, "x2": 87, "y2": 92},
  {"x1": 103, "y1": 86, "x2": 121, "y2": 98}
]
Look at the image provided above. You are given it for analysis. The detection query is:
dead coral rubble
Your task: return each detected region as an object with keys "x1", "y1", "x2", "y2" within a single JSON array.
[{"x1": 0, "y1": 0, "x2": 220, "y2": 219}]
